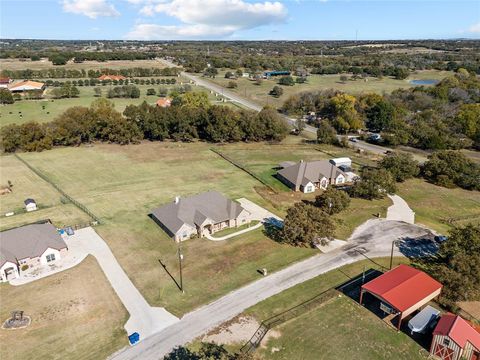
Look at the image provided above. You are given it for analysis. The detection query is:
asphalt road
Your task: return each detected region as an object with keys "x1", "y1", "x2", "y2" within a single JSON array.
[{"x1": 111, "y1": 219, "x2": 434, "y2": 360}]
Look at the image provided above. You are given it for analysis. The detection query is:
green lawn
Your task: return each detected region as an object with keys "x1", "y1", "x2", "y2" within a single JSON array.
[
  {"x1": 16, "y1": 142, "x2": 316, "y2": 316},
  {"x1": 208, "y1": 69, "x2": 452, "y2": 109},
  {"x1": 397, "y1": 178, "x2": 480, "y2": 234},
  {"x1": 241, "y1": 257, "x2": 426, "y2": 360},
  {"x1": 0, "y1": 78, "x2": 225, "y2": 127},
  {"x1": 0, "y1": 256, "x2": 128, "y2": 360},
  {"x1": 0, "y1": 155, "x2": 90, "y2": 230},
  {"x1": 213, "y1": 220, "x2": 260, "y2": 237}
]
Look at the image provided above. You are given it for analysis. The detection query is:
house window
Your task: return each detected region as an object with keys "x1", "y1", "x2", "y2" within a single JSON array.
[
  {"x1": 46, "y1": 254, "x2": 56, "y2": 262},
  {"x1": 182, "y1": 232, "x2": 188, "y2": 238},
  {"x1": 306, "y1": 185, "x2": 313, "y2": 192},
  {"x1": 443, "y1": 338, "x2": 450, "y2": 346}
]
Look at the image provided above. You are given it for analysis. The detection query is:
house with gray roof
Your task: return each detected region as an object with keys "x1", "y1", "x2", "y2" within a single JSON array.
[
  {"x1": 150, "y1": 191, "x2": 251, "y2": 241},
  {"x1": 0, "y1": 223, "x2": 68, "y2": 282},
  {"x1": 277, "y1": 160, "x2": 347, "y2": 193}
]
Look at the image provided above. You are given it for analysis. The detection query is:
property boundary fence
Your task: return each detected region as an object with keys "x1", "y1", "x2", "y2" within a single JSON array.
[
  {"x1": 14, "y1": 154, "x2": 101, "y2": 224},
  {"x1": 209, "y1": 148, "x2": 278, "y2": 194},
  {"x1": 240, "y1": 262, "x2": 388, "y2": 355}
]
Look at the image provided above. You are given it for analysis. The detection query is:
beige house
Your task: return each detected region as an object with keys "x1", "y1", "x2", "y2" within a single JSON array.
[
  {"x1": 0, "y1": 223, "x2": 68, "y2": 282},
  {"x1": 150, "y1": 191, "x2": 251, "y2": 241},
  {"x1": 277, "y1": 160, "x2": 347, "y2": 193}
]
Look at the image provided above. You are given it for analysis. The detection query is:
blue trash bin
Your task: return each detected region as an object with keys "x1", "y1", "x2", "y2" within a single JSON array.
[{"x1": 128, "y1": 332, "x2": 140, "y2": 345}]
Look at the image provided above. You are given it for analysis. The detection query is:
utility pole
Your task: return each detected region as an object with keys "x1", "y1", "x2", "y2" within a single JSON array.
[
  {"x1": 390, "y1": 240, "x2": 398, "y2": 270},
  {"x1": 178, "y1": 243, "x2": 184, "y2": 293}
]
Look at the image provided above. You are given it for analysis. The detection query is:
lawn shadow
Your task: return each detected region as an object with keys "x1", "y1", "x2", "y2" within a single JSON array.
[{"x1": 158, "y1": 259, "x2": 182, "y2": 292}]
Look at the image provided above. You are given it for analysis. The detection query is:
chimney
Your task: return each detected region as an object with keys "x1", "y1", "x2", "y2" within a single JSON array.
[
  {"x1": 174, "y1": 196, "x2": 180, "y2": 204},
  {"x1": 300, "y1": 159, "x2": 304, "y2": 163}
]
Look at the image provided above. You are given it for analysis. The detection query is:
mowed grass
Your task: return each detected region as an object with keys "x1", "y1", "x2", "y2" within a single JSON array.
[
  {"x1": 209, "y1": 69, "x2": 452, "y2": 109},
  {"x1": 0, "y1": 155, "x2": 90, "y2": 230},
  {"x1": 241, "y1": 257, "x2": 426, "y2": 360},
  {"x1": 397, "y1": 178, "x2": 480, "y2": 234},
  {"x1": 0, "y1": 256, "x2": 128, "y2": 360},
  {"x1": 0, "y1": 79, "x2": 221, "y2": 127},
  {"x1": 18, "y1": 142, "x2": 315, "y2": 316},
  {"x1": 258, "y1": 296, "x2": 427, "y2": 360}
]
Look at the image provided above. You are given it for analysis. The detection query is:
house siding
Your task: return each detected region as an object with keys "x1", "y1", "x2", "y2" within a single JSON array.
[{"x1": 430, "y1": 334, "x2": 462, "y2": 360}]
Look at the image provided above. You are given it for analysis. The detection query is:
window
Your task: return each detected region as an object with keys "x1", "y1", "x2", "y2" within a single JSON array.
[
  {"x1": 443, "y1": 338, "x2": 450, "y2": 346},
  {"x1": 46, "y1": 253, "x2": 56, "y2": 262},
  {"x1": 182, "y1": 232, "x2": 188, "y2": 238},
  {"x1": 306, "y1": 185, "x2": 313, "y2": 193}
]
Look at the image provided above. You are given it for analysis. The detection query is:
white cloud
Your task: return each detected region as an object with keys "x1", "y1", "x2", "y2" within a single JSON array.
[
  {"x1": 62, "y1": 0, "x2": 120, "y2": 19},
  {"x1": 468, "y1": 22, "x2": 480, "y2": 33},
  {"x1": 125, "y1": 0, "x2": 287, "y2": 39}
]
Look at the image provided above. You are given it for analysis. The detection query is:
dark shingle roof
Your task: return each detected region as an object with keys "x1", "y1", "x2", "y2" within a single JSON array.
[
  {"x1": 0, "y1": 223, "x2": 67, "y2": 267},
  {"x1": 150, "y1": 191, "x2": 247, "y2": 235},
  {"x1": 277, "y1": 160, "x2": 346, "y2": 187}
]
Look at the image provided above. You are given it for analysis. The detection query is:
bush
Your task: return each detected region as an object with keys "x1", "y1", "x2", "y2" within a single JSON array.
[
  {"x1": 226, "y1": 81, "x2": 237, "y2": 89},
  {"x1": 316, "y1": 122, "x2": 337, "y2": 144},
  {"x1": 315, "y1": 187, "x2": 351, "y2": 215},
  {"x1": 146, "y1": 88, "x2": 156, "y2": 96},
  {"x1": 269, "y1": 85, "x2": 283, "y2": 97},
  {"x1": 21, "y1": 264, "x2": 29, "y2": 271},
  {"x1": 278, "y1": 76, "x2": 295, "y2": 86}
]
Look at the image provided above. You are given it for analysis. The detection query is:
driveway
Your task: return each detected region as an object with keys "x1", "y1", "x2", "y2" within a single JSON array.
[
  {"x1": 111, "y1": 219, "x2": 434, "y2": 359},
  {"x1": 66, "y1": 227, "x2": 179, "y2": 339},
  {"x1": 386, "y1": 194, "x2": 415, "y2": 224},
  {"x1": 236, "y1": 198, "x2": 282, "y2": 222}
]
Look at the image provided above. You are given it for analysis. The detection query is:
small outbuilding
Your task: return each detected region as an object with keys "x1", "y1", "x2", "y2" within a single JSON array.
[
  {"x1": 359, "y1": 264, "x2": 443, "y2": 329},
  {"x1": 430, "y1": 314, "x2": 480, "y2": 360},
  {"x1": 24, "y1": 198, "x2": 37, "y2": 212},
  {"x1": 156, "y1": 98, "x2": 172, "y2": 108}
]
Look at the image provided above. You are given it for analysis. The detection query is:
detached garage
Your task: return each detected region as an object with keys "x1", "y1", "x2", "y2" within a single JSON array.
[
  {"x1": 359, "y1": 264, "x2": 443, "y2": 329},
  {"x1": 430, "y1": 314, "x2": 480, "y2": 360}
]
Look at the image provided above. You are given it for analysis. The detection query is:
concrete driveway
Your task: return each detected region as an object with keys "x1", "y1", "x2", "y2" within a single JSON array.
[
  {"x1": 66, "y1": 227, "x2": 179, "y2": 340},
  {"x1": 386, "y1": 194, "x2": 415, "y2": 224},
  {"x1": 236, "y1": 198, "x2": 282, "y2": 222},
  {"x1": 112, "y1": 219, "x2": 434, "y2": 360}
]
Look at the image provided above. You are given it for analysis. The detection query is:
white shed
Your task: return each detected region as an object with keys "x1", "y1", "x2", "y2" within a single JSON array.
[
  {"x1": 24, "y1": 198, "x2": 37, "y2": 212},
  {"x1": 330, "y1": 157, "x2": 352, "y2": 168}
]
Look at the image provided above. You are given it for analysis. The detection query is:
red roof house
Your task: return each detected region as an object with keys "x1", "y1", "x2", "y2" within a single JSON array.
[
  {"x1": 430, "y1": 314, "x2": 480, "y2": 360},
  {"x1": 98, "y1": 74, "x2": 127, "y2": 81},
  {"x1": 155, "y1": 98, "x2": 172, "y2": 108},
  {"x1": 360, "y1": 264, "x2": 443, "y2": 329}
]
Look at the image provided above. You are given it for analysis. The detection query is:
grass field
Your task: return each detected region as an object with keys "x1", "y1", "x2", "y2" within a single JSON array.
[
  {"x1": 397, "y1": 178, "x2": 480, "y2": 234},
  {"x1": 240, "y1": 257, "x2": 427, "y2": 360},
  {"x1": 209, "y1": 69, "x2": 452, "y2": 109},
  {"x1": 0, "y1": 58, "x2": 168, "y2": 71},
  {"x1": 16, "y1": 141, "x2": 316, "y2": 316},
  {"x1": 0, "y1": 79, "x2": 225, "y2": 127},
  {"x1": 0, "y1": 155, "x2": 90, "y2": 230},
  {"x1": 0, "y1": 256, "x2": 128, "y2": 360}
]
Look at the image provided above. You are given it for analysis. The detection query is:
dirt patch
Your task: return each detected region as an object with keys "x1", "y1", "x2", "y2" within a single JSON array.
[
  {"x1": 203, "y1": 315, "x2": 260, "y2": 345},
  {"x1": 457, "y1": 301, "x2": 480, "y2": 320}
]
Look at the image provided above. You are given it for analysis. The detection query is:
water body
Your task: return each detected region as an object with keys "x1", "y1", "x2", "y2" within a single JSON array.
[{"x1": 409, "y1": 79, "x2": 440, "y2": 85}]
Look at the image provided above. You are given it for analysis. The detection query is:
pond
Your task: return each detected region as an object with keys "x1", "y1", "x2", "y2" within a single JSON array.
[{"x1": 409, "y1": 79, "x2": 440, "y2": 86}]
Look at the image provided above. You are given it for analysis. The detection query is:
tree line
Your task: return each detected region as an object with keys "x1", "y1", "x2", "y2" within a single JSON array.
[
  {"x1": 0, "y1": 67, "x2": 180, "y2": 80},
  {"x1": 284, "y1": 69, "x2": 480, "y2": 150},
  {"x1": 1, "y1": 98, "x2": 288, "y2": 152}
]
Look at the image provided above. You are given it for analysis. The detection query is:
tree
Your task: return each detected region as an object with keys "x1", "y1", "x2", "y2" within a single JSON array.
[
  {"x1": 146, "y1": 88, "x2": 156, "y2": 96},
  {"x1": 94, "y1": 87, "x2": 102, "y2": 97},
  {"x1": 278, "y1": 76, "x2": 295, "y2": 86},
  {"x1": 227, "y1": 81, "x2": 237, "y2": 89},
  {"x1": 224, "y1": 71, "x2": 234, "y2": 79},
  {"x1": 379, "y1": 152, "x2": 420, "y2": 182},
  {"x1": 316, "y1": 122, "x2": 337, "y2": 144},
  {"x1": 255, "y1": 106, "x2": 288, "y2": 142},
  {"x1": 418, "y1": 224, "x2": 480, "y2": 306},
  {"x1": 269, "y1": 85, "x2": 283, "y2": 98},
  {"x1": 158, "y1": 87, "x2": 168, "y2": 97},
  {"x1": 455, "y1": 104, "x2": 480, "y2": 145},
  {"x1": 340, "y1": 75, "x2": 349, "y2": 83},
  {"x1": 178, "y1": 91, "x2": 210, "y2": 109},
  {"x1": 281, "y1": 203, "x2": 335, "y2": 247},
  {"x1": 0, "y1": 89, "x2": 14, "y2": 104},
  {"x1": 365, "y1": 100, "x2": 396, "y2": 133},
  {"x1": 349, "y1": 168, "x2": 397, "y2": 200},
  {"x1": 422, "y1": 150, "x2": 480, "y2": 190},
  {"x1": 393, "y1": 67, "x2": 410, "y2": 80},
  {"x1": 329, "y1": 93, "x2": 364, "y2": 133},
  {"x1": 315, "y1": 187, "x2": 351, "y2": 215},
  {"x1": 204, "y1": 67, "x2": 218, "y2": 78}
]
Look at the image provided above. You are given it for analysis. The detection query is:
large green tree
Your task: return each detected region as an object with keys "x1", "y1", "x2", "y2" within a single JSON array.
[
  {"x1": 419, "y1": 224, "x2": 480, "y2": 306},
  {"x1": 281, "y1": 203, "x2": 335, "y2": 247},
  {"x1": 315, "y1": 187, "x2": 351, "y2": 215},
  {"x1": 349, "y1": 168, "x2": 397, "y2": 200},
  {"x1": 379, "y1": 152, "x2": 420, "y2": 182}
]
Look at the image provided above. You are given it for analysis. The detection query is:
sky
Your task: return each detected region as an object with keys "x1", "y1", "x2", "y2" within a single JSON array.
[{"x1": 0, "y1": 0, "x2": 479, "y2": 41}]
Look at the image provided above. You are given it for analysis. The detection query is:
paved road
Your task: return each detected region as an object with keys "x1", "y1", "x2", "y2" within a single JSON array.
[
  {"x1": 69, "y1": 228, "x2": 179, "y2": 339},
  {"x1": 112, "y1": 219, "x2": 433, "y2": 360},
  {"x1": 161, "y1": 58, "x2": 387, "y2": 156}
]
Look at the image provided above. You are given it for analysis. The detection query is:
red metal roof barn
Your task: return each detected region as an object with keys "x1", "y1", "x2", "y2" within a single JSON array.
[
  {"x1": 360, "y1": 264, "x2": 443, "y2": 329},
  {"x1": 430, "y1": 314, "x2": 480, "y2": 360}
]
